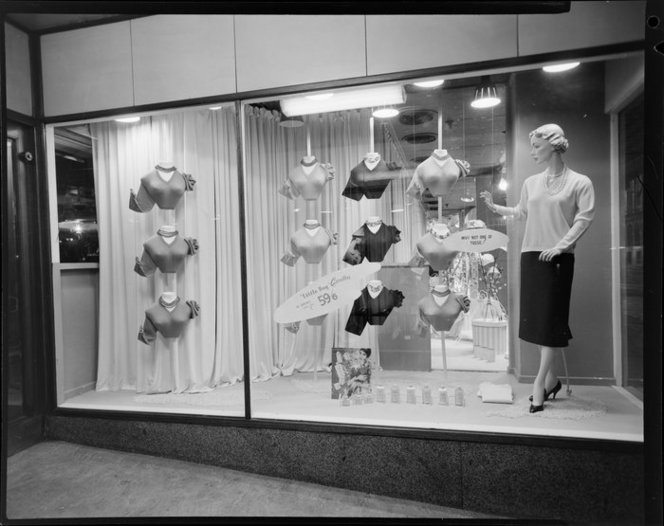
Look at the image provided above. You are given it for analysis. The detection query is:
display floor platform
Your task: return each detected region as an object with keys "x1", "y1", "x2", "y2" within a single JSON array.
[{"x1": 62, "y1": 369, "x2": 643, "y2": 443}]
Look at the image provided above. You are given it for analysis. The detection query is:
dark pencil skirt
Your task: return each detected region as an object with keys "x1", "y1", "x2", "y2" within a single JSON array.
[{"x1": 519, "y1": 251, "x2": 575, "y2": 348}]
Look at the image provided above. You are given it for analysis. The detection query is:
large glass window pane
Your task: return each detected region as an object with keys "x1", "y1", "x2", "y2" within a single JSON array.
[
  {"x1": 51, "y1": 104, "x2": 246, "y2": 416},
  {"x1": 619, "y1": 92, "x2": 644, "y2": 400}
]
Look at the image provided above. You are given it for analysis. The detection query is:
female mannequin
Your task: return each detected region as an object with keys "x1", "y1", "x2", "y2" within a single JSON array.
[{"x1": 480, "y1": 123, "x2": 595, "y2": 413}]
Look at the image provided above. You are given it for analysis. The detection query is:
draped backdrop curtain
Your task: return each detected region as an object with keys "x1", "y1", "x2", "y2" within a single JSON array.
[
  {"x1": 243, "y1": 107, "x2": 424, "y2": 380},
  {"x1": 93, "y1": 107, "x2": 244, "y2": 393}
]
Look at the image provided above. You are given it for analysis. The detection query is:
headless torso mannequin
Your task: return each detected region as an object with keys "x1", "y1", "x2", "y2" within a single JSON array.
[{"x1": 366, "y1": 216, "x2": 382, "y2": 234}]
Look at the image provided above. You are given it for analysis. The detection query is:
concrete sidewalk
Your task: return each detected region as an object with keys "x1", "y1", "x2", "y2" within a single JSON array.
[{"x1": 5, "y1": 441, "x2": 504, "y2": 520}]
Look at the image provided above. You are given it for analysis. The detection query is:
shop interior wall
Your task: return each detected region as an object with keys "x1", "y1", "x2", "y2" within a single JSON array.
[
  {"x1": 57, "y1": 270, "x2": 99, "y2": 400},
  {"x1": 510, "y1": 61, "x2": 614, "y2": 382},
  {"x1": 4, "y1": 22, "x2": 33, "y2": 116}
]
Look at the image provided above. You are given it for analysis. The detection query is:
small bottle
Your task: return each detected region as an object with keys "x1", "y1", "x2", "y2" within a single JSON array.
[
  {"x1": 341, "y1": 393, "x2": 351, "y2": 407},
  {"x1": 352, "y1": 393, "x2": 363, "y2": 405},
  {"x1": 438, "y1": 387, "x2": 449, "y2": 405},
  {"x1": 390, "y1": 385, "x2": 401, "y2": 404},
  {"x1": 455, "y1": 387, "x2": 465, "y2": 407},
  {"x1": 375, "y1": 385, "x2": 386, "y2": 403},
  {"x1": 364, "y1": 390, "x2": 374, "y2": 404},
  {"x1": 406, "y1": 385, "x2": 416, "y2": 404},
  {"x1": 422, "y1": 385, "x2": 432, "y2": 405}
]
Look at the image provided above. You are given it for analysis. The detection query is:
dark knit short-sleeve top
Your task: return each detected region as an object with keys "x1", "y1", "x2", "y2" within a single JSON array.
[
  {"x1": 342, "y1": 159, "x2": 396, "y2": 200},
  {"x1": 342, "y1": 222, "x2": 401, "y2": 265},
  {"x1": 345, "y1": 286, "x2": 405, "y2": 335}
]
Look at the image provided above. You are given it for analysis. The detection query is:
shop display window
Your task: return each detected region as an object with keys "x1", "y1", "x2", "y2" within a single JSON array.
[
  {"x1": 48, "y1": 55, "x2": 644, "y2": 442},
  {"x1": 50, "y1": 104, "x2": 247, "y2": 416}
]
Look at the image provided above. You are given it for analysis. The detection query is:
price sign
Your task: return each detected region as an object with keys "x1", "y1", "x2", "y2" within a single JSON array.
[
  {"x1": 274, "y1": 262, "x2": 380, "y2": 324},
  {"x1": 445, "y1": 228, "x2": 509, "y2": 253}
]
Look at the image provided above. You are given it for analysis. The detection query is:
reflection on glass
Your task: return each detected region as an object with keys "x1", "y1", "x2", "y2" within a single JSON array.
[{"x1": 55, "y1": 126, "x2": 98, "y2": 262}]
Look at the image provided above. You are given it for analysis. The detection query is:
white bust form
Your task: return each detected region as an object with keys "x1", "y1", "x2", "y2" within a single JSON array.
[
  {"x1": 367, "y1": 279, "x2": 383, "y2": 298},
  {"x1": 159, "y1": 224, "x2": 177, "y2": 245},
  {"x1": 161, "y1": 291, "x2": 178, "y2": 311},
  {"x1": 304, "y1": 218, "x2": 321, "y2": 236},
  {"x1": 366, "y1": 216, "x2": 382, "y2": 233},
  {"x1": 432, "y1": 283, "x2": 450, "y2": 306}
]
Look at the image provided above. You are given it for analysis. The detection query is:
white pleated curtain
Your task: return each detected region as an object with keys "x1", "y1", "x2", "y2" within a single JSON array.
[
  {"x1": 93, "y1": 107, "x2": 244, "y2": 393},
  {"x1": 93, "y1": 104, "x2": 424, "y2": 393},
  {"x1": 243, "y1": 107, "x2": 425, "y2": 380}
]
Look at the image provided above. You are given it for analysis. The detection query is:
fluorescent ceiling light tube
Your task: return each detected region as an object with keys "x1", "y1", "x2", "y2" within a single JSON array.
[
  {"x1": 281, "y1": 85, "x2": 406, "y2": 117},
  {"x1": 413, "y1": 79, "x2": 445, "y2": 88},
  {"x1": 306, "y1": 92, "x2": 334, "y2": 101},
  {"x1": 115, "y1": 116, "x2": 140, "y2": 123},
  {"x1": 542, "y1": 62, "x2": 580, "y2": 73}
]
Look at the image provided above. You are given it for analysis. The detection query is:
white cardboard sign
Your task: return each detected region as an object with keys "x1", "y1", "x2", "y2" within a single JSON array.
[
  {"x1": 274, "y1": 262, "x2": 381, "y2": 324},
  {"x1": 445, "y1": 228, "x2": 509, "y2": 253}
]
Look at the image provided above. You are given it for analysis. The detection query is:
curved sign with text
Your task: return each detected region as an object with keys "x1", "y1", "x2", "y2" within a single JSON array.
[
  {"x1": 445, "y1": 228, "x2": 509, "y2": 253},
  {"x1": 274, "y1": 262, "x2": 381, "y2": 324}
]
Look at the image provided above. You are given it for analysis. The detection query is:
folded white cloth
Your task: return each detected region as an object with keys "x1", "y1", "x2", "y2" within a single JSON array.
[{"x1": 477, "y1": 382, "x2": 514, "y2": 404}]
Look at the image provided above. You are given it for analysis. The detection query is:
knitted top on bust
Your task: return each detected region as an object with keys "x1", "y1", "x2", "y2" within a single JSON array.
[
  {"x1": 129, "y1": 166, "x2": 196, "y2": 212},
  {"x1": 416, "y1": 291, "x2": 469, "y2": 335},
  {"x1": 279, "y1": 158, "x2": 334, "y2": 201},
  {"x1": 492, "y1": 169, "x2": 595, "y2": 253},
  {"x1": 345, "y1": 286, "x2": 405, "y2": 335},
  {"x1": 134, "y1": 229, "x2": 198, "y2": 276},
  {"x1": 138, "y1": 296, "x2": 200, "y2": 344},
  {"x1": 342, "y1": 222, "x2": 401, "y2": 265},
  {"x1": 281, "y1": 223, "x2": 338, "y2": 266},
  {"x1": 342, "y1": 158, "x2": 396, "y2": 200},
  {"x1": 406, "y1": 152, "x2": 468, "y2": 199}
]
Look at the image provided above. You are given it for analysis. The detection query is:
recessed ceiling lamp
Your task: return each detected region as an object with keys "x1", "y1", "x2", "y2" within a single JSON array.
[
  {"x1": 413, "y1": 79, "x2": 445, "y2": 88},
  {"x1": 498, "y1": 178, "x2": 508, "y2": 191},
  {"x1": 209, "y1": 106, "x2": 222, "y2": 110},
  {"x1": 115, "y1": 116, "x2": 140, "y2": 123},
  {"x1": 278, "y1": 114, "x2": 304, "y2": 128},
  {"x1": 542, "y1": 62, "x2": 580, "y2": 73},
  {"x1": 460, "y1": 196, "x2": 475, "y2": 203},
  {"x1": 470, "y1": 76, "x2": 501, "y2": 109},
  {"x1": 281, "y1": 84, "x2": 406, "y2": 117},
  {"x1": 372, "y1": 107, "x2": 399, "y2": 118}
]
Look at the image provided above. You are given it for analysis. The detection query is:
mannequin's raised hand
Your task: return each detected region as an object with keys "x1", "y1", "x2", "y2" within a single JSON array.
[{"x1": 479, "y1": 190, "x2": 495, "y2": 211}]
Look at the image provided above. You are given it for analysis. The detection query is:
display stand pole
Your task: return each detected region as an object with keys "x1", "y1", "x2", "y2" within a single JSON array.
[
  {"x1": 437, "y1": 102, "x2": 448, "y2": 376},
  {"x1": 305, "y1": 126, "x2": 316, "y2": 219}
]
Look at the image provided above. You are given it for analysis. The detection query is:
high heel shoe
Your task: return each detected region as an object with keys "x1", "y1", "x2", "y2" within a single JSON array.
[
  {"x1": 529, "y1": 403, "x2": 544, "y2": 413},
  {"x1": 529, "y1": 380, "x2": 563, "y2": 402}
]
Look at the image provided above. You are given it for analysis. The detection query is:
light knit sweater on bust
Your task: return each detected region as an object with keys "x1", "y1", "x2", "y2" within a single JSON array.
[{"x1": 492, "y1": 169, "x2": 595, "y2": 253}]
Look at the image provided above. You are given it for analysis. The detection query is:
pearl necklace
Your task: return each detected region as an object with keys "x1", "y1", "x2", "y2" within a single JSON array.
[{"x1": 545, "y1": 166, "x2": 568, "y2": 196}]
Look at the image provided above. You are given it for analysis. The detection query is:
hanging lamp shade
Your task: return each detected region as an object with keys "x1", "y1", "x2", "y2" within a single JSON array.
[
  {"x1": 471, "y1": 76, "x2": 501, "y2": 109},
  {"x1": 278, "y1": 114, "x2": 304, "y2": 128}
]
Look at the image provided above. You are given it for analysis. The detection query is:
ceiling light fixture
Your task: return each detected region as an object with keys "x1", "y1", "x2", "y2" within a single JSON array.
[
  {"x1": 306, "y1": 92, "x2": 334, "y2": 101},
  {"x1": 372, "y1": 107, "x2": 399, "y2": 118},
  {"x1": 542, "y1": 62, "x2": 580, "y2": 73},
  {"x1": 498, "y1": 178, "x2": 508, "y2": 191},
  {"x1": 413, "y1": 79, "x2": 445, "y2": 88},
  {"x1": 278, "y1": 114, "x2": 304, "y2": 128},
  {"x1": 281, "y1": 84, "x2": 406, "y2": 117},
  {"x1": 209, "y1": 106, "x2": 222, "y2": 110},
  {"x1": 470, "y1": 76, "x2": 501, "y2": 109},
  {"x1": 115, "y1": 116, "x2": 140, "y2": 123}
]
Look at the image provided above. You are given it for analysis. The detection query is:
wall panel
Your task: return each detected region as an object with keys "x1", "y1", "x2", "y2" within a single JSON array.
[
  {"x1": 4, "y1": 23, "x2": 33, "y2": 116},
  {"x1": 518, "y1": 1, "x2": 645, "y2": 57},
  {"x1": 131, "y1": 15, "x2": 236, "y2": 105},
  {"x1": 366, "y1": 15, "x2": 517, "y2": 76},
  {"x1": 234, "y1": 15, "x2": 366, "y2": 92},
  {"x1": 41, "y1": 22, "x2": 134, "y2": 116}
]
